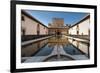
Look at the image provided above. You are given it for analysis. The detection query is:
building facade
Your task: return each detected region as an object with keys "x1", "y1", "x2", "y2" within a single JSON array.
[
  {"x1": 21, "y1": 11, "x2": 48, "y2": 36},
  {"x1": 51, "y1": 18, "x2": 64, "y2": 27},
  {"x1": 69, "y1": 15, "x2": 90, "y2": 36},
  {"x1": 48, "y1": 18, "x2": 69, "y2": 35}
]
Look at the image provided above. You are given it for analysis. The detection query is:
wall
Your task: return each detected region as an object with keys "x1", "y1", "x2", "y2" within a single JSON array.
[
  {"x1": 21, "y1": 14, "x2": 38, "y2": 35},
  {"x1": 48, "y1": 28, "x2": 68, "y2": 35},
  {"x1": 21, "y1": 13, "x2": 48, "y2": 35},
  {"x1": 39, "y1": 24, "x2": 48, "y2": 35},
  {"x1": 69, "y1": 16, "x2": 90, "y2": 35},
  {"x1": 69, "y1": 25, "x2": 77, "y2": 35},
  {"x1": 79, "y1": 19, "x2": 90, "y2": 35}
]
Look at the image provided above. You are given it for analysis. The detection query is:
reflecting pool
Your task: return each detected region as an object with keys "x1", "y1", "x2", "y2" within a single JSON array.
[{"x1": 21, "y1": 35, "x2": 90, "y2": 62}]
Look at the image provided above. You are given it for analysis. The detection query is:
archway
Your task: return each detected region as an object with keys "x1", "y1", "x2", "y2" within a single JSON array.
[{"x1": 56, "y1": 30, "x2": 61, "y2": 35}]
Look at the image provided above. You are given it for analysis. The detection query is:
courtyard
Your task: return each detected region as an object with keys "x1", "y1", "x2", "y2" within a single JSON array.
[{"x1": 21, "y1": 10, "x2": 90, "y2": 63}]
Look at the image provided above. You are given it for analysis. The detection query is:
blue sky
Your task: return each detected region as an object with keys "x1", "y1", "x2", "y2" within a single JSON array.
[{"x1": 25, "y1": 10, "x2": 89, "y2": 26}]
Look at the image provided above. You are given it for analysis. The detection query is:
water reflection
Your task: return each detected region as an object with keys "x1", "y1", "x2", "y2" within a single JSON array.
[
  {"x1": 21, "y1": 36, "x2": 90, "y2": 62},
  {"x1": 68, "y1": 38, "x2": 90, "y2": 57},
  {"x1": 63, "y1": 44, "x2": 83, "y2": 55},
  {"x1": 34, "y1": 44, "x2": 54, "y2": 56},
  {"x1": 21, "y1": 39, "x2": 48, "y2": 57}
]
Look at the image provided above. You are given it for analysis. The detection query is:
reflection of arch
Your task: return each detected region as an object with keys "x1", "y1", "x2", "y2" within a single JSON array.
[
  {"x1": 76, "y1": 41, "x2": 79, "y2": 48},
  {"x1": 43, "y1": 54, "x2": 74, "y2": 61},
  {"x1": 37, "y1": 42, "x2": 40, "y2": 48}
]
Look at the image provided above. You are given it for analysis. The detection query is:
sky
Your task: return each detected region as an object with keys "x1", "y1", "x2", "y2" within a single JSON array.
[{"x1": 25, "y1": 10, "x2": 89, "y2": 27}]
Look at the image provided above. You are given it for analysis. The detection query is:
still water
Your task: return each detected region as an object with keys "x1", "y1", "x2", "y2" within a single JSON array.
[{"x1": 21, "y1": 35, "x2": 90, "y2": 62}]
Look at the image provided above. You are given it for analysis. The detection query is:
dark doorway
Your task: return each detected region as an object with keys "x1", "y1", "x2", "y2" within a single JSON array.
[
  {"x1": 57, "y1": 32, "x2": 60, "y2": 35},
  {"x1": 56, "y1": 30, "x2": 62, "y2": 35}
]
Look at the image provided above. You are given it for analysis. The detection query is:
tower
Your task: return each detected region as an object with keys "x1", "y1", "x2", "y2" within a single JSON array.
[{"x1": 52, "y1": 18, "x2": 64, "y2": 27}]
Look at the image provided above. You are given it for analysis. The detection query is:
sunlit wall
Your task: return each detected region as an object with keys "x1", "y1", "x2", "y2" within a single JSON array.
[
  {"x1": 69, "y1": 15, "x2": 90, "y2": 35},
  {"x1": 21, "y1": 11, "x2": 48, "y2": 35}
]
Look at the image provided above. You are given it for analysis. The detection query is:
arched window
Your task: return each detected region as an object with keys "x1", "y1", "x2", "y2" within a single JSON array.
[
  {"x1": 37, "y1": 24, "x2": 40, "y2": 35},
  {"x1": 21, "y1": 16, "x2": 25, "y2": 21}
]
